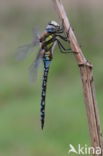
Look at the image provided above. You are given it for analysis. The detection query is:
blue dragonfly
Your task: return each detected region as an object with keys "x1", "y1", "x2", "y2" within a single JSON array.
[{"x1": 16, "y1": 21, "x2": 73, "y2": 129}]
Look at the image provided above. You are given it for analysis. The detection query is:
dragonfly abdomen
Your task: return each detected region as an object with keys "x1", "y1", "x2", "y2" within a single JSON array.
[{"x1": 40, "y1": 65, "x2": 50, "y2": 129}]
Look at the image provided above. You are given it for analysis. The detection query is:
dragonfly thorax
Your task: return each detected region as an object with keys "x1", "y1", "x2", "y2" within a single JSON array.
[{"x1": 42, "y1": 33, "x2": 56, "y2": 52}]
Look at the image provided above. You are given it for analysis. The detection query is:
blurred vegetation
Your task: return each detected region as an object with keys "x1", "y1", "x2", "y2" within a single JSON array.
[{"x1": 0, "y1": 1, "x2": 103, "y2": 156}]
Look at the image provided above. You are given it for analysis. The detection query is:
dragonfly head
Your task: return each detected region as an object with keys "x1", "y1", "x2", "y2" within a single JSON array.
[{"x1": 46, "y1": 21, "x2": 62, "y2": 33}]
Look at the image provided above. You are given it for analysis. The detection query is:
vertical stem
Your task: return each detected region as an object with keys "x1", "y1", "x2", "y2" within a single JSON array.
[
  {"x1": 79, "y1": 64, "x2": 103, "y2": 155},
  {"x1": 52, "y1": 0, "x2": 103, "y2": 155}
]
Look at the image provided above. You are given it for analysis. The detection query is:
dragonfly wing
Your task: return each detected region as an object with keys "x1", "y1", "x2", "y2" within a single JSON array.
[
  {"x1": 16, "y1": 28, "x2": 40, "y2": 61},
  {"x1": 32, "y1": 27, "x2": 41, "y2": 39},
  {"x1": 32, "y1": 27, "x2": 40, "y2": 46},
  {"x1": 29, "y1": 48, "x2": 42, "y2": 82},
  {"x1": 16, "y1": 43, "x2": 34, "y2": 61}
]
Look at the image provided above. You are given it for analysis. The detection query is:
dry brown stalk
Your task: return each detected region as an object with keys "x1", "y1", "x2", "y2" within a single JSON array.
[{"x1": 52, "y1": 0, "x2": 103, "y2": 155}]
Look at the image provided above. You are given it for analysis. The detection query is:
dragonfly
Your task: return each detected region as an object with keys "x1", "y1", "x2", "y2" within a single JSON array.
[{"x1": 16, "y1": 21, "x2": 73, "y2": 129}]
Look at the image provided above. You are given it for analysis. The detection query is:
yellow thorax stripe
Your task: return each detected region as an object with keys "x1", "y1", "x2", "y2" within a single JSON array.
[
  {"x1": 45, "y1": 34, "x2": 54, "y2": 42},
  {"x1": 45, "y1": 51, "x2": 50, "y2": 55}
]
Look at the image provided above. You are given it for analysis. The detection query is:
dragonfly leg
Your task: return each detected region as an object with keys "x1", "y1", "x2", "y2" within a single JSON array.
[
  {"x1": 58, "y1": 40, "x2": 79, "y2": 54},
  {"x1": 56, "y1": 34, "x2": 68, "y2": 41},
  {"x1": 56, "y1": 39, "x2": 73, "y2": 54}
]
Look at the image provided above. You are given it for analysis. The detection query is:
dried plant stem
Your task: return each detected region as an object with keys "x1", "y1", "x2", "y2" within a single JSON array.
[{"x1": 52, "y1": 0, "x2": 103, "y2": 155}]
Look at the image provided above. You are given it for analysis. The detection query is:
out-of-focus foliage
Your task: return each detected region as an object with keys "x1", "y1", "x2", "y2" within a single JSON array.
[{"x1": 0, "y1": 0, "x2": 103, "y2": 156}]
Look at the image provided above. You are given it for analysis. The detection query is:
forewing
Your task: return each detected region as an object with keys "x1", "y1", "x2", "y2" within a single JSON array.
[
  {"x1": 16, "y1": 28, "x2": 40, "y2": 61},
  {"x1": 32, "y1": 27, "x2": 41, "y2": 39}
]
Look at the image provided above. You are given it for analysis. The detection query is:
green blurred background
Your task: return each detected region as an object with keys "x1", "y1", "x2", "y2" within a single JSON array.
[{"x1": 0, "y1": 0, "x2": 103, "y2": 155}]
